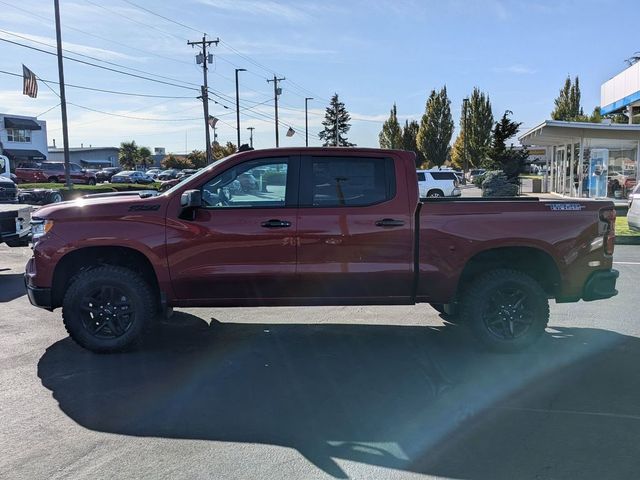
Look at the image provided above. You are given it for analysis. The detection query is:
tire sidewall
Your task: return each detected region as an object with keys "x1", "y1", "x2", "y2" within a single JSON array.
[
  {"x1": 62, "y1": 267, "x2": 153, "y2": 352},
  {"x1": 463, "y1": 270, "x2": 549, "y2": 352}
]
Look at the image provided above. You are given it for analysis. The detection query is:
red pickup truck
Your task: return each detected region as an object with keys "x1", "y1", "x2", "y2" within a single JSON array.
[
  {"x1": 15, "y1": 161, "x2": 97, "y2": 185},
  {"x1": 25, "y1": 147, "x2": 618, "y2": 353}
]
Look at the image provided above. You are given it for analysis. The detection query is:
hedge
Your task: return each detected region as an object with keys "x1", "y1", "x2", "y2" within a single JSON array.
[{"x1": 19, "y1": 183, "x2": 160, "y2": 201}]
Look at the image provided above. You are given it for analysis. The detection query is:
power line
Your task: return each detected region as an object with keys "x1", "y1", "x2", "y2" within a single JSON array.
[
  {"x1": 84, "y1": 0, "x2": 187, "y2": 42},
  {"x1": 0, "y1": 29, "x2": 200, "y2": 89},
  {"x1": 122, "y1": 0, "x2": 204, "y2": 34},
  {"x1": 112, "y1": 1, "x2": 328, "y2": 105},
  {"x1": 0, "y1": 69, "x2": 194, "y2": 99},
  {"x1": 0, "y1": 0, "x2": 195, "y2": 68},
  {"x1": 0, "y1": 37, "x2": 200, "y2": 92},
  {"x1": 68, "y1": 102, "x2": 201, "y2": 122}
]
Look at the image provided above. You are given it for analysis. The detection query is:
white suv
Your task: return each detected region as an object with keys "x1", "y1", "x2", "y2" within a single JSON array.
[{"x1": 417, "y1": 169, "x2": 461, "y2": 198}]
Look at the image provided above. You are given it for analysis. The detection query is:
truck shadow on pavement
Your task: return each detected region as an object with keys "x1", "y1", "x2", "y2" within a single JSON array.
[
  {"x1": 0, "y1": 273, "x2": 26, "y2": 302},
  {"x1": 38, "y1": 312, "x2": 640, "y2": 479}
]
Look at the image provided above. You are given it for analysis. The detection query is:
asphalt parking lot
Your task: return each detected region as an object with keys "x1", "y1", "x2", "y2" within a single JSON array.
[{"x1": 1, "y1": 244, "x2": 639, "y2": 480}]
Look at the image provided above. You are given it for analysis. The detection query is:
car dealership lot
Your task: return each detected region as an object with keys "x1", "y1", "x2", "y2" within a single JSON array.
[{"x1": 1, "y1": 244, "x2": 639, "y2": 480}]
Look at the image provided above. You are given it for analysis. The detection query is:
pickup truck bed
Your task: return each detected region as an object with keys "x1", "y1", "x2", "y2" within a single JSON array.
[{"x1": 24, "y1": 147, "x2": 618, "y2": 353}]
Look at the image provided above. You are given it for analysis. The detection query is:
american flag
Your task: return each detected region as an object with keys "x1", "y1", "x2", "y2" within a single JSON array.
[
  {"x1": 208, "y1": 115, "x2": 218, "y2": 129},
  {"x1": 22, "y1": 64, "x2": 38, "y2": 98}
]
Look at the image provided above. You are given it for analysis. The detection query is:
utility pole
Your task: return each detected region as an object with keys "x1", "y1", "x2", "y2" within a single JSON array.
[
  {"x1": 54, "y1": 0, "x2": 71, "y2": 188},
  {"x1": 235, "y1": 68, "x2": 246, "y2": 147},
  {"x1": 247, "y1": 127, "x2": 254, "y2": 148},
  {"x1": 462, "y1": 97, "x2": 469, "y2": 185},
  {"x1": 304, "y1": 97, "x2": 313, "y2": 147},
  {"x1": 267, "y1": 75, "x2": 285, "y2": 147},
  {"x1": 188, "y1": 35, "x2": 219, "y2": 164}
]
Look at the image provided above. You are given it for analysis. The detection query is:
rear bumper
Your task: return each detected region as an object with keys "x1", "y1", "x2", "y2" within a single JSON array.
[
  {"x1": 583, "y1": 269, "x2": 619, "y2": 301},
  {"x1": 25, "y1": 275, "x2": 53, "y2": 310}
]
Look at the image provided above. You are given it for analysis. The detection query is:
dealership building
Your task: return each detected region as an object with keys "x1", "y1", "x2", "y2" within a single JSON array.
[{"x1": 520, "y1": 62, "x2": 640, "y2": 199}]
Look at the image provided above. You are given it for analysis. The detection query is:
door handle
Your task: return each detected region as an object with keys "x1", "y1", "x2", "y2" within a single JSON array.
[
  {"x1": 261, "y1": 219, "x2": 292, "y2": 228},
  {"x1": 375, "y1": 218, "x2": 405, "y2": 227}
]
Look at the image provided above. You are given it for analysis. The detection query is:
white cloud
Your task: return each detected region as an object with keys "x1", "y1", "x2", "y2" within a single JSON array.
[
  {"x1": 493, "y1": 64, "x2": 537, "y2": 75},
  {"x1": 196, "y1": 0, "x2": 309, "y2": 22}
]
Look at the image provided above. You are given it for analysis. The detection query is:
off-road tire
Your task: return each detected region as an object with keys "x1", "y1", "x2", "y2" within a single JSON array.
[
  {"x1": 460, "y1": 269, "x2": 549, "y2": 352},
  {"x1": 62, "y1": 265, "x2": 155, "y2": 353}
]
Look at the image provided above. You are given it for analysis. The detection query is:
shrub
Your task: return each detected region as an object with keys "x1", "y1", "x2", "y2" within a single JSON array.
[{"x1": 481, "y1": 171, "x2": 519, "y2": 197}]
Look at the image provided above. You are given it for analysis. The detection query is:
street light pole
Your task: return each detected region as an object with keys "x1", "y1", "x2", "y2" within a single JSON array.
[
  {"x1": 235, "y1": 68, "x2": 246, "y2": 147},
  {"x1": 304, "y1": 97, "x2": 313, "y2": 147},
  {"x1": 462, "y1": 97, "x2": 469, "y2": 185},
  {"x1": 247, "y1": 127, "x2": 254, "y2": 148}
]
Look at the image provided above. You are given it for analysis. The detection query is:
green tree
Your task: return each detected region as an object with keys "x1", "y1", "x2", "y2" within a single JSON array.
[
  {"x1": 450, "y1": 131, "x2": 464, "y2": 169},
  {"x1": 186, "y1": 149, "x2": 207, "y2": 168},
  {"x1": 378, "y1": 103, "x2": 403, "y2": 149},
  {"x1": 551, "y1": 76, "x2": 583, "y2": 120},
  {"x1": 318, "y1": 93, "x2": 355, "y2": 147},
  {"x1": 487, "y1": 111, "x2": 528, "y2": 181},
  {"x1": 402, "y1": 119, "x2": 425, "y2": 167},
  {"x1": 462, "y1": 88, "x2": 494, "y2": 167},
  {"x1": 416, "y1": 86, "x2": 454, "y2": 167},
  {"x1": 138, "y1": 146, "x2": 151, "y2": 170},
  {"x1": 161, "y1": 154, "x2": 193, "y2": 170},
  {"x1": 119, "y1": 140, "x2": 139, "y2": 170},
  {"x1": 213, "y1": 141, "x2": 237, "y2": 160}
]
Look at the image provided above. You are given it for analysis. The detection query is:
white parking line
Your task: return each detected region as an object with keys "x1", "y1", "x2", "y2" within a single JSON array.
[{"x1": 613, "y1": 262, "x2": 640, "y2": 265}]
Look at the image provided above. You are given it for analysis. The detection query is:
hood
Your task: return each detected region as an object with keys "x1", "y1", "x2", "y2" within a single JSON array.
[{"x1": 34, "y1": 192, "x2": 168, "y2": 221}]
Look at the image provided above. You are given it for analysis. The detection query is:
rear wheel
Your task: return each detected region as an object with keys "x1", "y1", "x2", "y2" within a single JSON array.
[
  {"x1": 62, "y1": 265, "x2": 155, "y2": 353},
  {"x1": 460, "y1": 269, "x2": 549, "y2": 352},
  {"x1": 87, "y1": 178, "x2": 96, "y2": 185},
  {"x1": 47, "y1": 191, "x2": 63, "y2": 204},
  {"x1": 47, "y1": 176, "x2": 59, "y2": 183},
  {"x1": 427, "y1": 189, "x2": 444, "y2": 197}
]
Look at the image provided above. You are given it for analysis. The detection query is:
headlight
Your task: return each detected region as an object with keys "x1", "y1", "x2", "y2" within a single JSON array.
[{"x1": 31, "y1": 219, "x2": 54, "y2": 239}]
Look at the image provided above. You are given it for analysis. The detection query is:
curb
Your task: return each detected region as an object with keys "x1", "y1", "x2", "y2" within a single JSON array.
[{"x1": 616, "y1": 236, "x2": 640, "y2": 245}]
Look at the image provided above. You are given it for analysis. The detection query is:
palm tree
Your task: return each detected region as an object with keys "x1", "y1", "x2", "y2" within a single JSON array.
[
  {"x1": 139, "y1": 146, "x2": 151, "y2": 170},
  {"x1": 119, "y1": 141, "x2": 139, "y2": 170}
]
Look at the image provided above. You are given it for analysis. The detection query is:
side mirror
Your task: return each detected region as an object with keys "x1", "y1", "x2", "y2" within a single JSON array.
[{"x1": 180, "y1": 189, "x2": 202, "y2": 208}]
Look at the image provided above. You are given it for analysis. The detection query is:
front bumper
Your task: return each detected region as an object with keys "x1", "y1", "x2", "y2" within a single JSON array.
[
  {"x1": 25, "y1": 275, "x2": 53, "y2": 310},
  {"x1": 583, "y1": 269, "x2": 619, "y2": 301}
]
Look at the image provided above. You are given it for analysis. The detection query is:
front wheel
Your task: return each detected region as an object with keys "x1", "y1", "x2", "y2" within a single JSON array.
[
  {"x1": 460, "y1": 269, "x2": 549, "y2": 352},
  {"x1": 427, "y1": 189, "x2": 444, "y2": 197},
  {"x1": 87, "y1": 178, "x2": 96, "y2": 185},
  {"x1": 62, "y1": 265, "x2": 155, "y2": 353}
]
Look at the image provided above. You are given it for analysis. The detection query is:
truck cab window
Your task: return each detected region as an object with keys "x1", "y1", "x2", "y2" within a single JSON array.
[
  {"x1": 303, "y1": 156, "x2": 395, "y2": 207},
  {"x1": 201, "y1": 159, "x2": 288, "y2": 208}
]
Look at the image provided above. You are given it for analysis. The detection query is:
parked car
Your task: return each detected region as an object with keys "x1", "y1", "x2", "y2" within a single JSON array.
[
  {"x1": 628, "y1": 185, "x2": 640, "y2": 231},
  {"x1": 176, "y1": 169, "x2": 198, "y2": 180},
  {"x1": 15, "y1": 162, "x2": 97, "y2": 185},
  {"x1": 158, "y1": 169, "x2": 180, "y2": 181},
  {"x1": 628, "y1": 183, "x2": 640, "y2": 231},
  {"x1": 110, "y1": 171, "x2": 155, "y2": 184},
  {"x1": 468, "y1": 168, "x2": 486, "y2": 183},
  {"x1": 417, "y1": 170, "x2": 461, "y2": 197},
  {"x1": 26, "y1": 147, "x2": 618, "y2": 354},
  {"x1": 146, "y1": 169, "x2": 162, "y2": 179},
  {"x1": 96, "y1": 167, "x2": 121, "y2": 183}
]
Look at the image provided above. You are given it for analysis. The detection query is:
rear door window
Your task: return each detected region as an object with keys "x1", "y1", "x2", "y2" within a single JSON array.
[
  {"x1": 430, "y1": 172, "x2": 457, "y2": 181},
  {"x1": 301, "y1": 156, "x2": 395, "y2": 207},
  {"x1": 417, "y1": 172, "x2": 426, "y2": 181}
]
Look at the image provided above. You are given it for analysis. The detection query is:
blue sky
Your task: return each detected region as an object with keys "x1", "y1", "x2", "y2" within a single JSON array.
[{"x1": 0, "y1": 0, "x2": 637, "y2": 153}]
